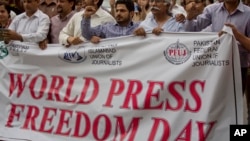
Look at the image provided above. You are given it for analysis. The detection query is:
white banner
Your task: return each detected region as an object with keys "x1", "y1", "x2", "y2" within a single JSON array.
[{"x1": 0, "y1": 32, "x2": 243, "y2": 141}]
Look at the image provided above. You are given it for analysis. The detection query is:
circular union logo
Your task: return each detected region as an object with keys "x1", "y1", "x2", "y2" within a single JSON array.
[
  {"x1": 58, "y1": 46, "x2": 87, "y2": 63},
  {"x1": 163, "y1": 40, "x2": 191, "y2": 65}
]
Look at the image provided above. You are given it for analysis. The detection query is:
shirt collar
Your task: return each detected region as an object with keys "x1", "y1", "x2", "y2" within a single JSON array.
[
  {"x1": 220, "y1": 1, "x2": 245, "y2": 13},
  {"x1": 58, "y1": 11, "x2": 75, "y2": 21},
  {"x1": 22, "y1": 9, "x2": 41, "y2": 18},
  {"x1": 236, "y1": 2, "x2": 246, "y2": 12}
]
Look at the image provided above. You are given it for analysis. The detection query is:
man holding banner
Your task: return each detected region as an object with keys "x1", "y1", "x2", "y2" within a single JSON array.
[
  {"x1": 184, "y1": 0, "x2": 250, "y2": 92},
  {"x1": 0, "y1": 28, "x2": 244, "y2": 140},
  {"x1": 133, "y1": 0, "x2": 184, "y2": 36},
  {"x1": 59, "y1": 0, "x2": 115, "y2": 47},
  {"x1": 185, "y1": 0, "x2": 250, "y2": 126},
  {"x1": 4, "y1": 0, "x2": 50, "y2": 50},
  {"x1": 81, "y1": 0, "x2": 140, "y2": 44}
]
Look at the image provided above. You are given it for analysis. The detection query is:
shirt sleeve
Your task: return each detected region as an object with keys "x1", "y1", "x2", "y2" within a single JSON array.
[
  {"x1": 21, "y1": 15, "x2": 50, "y2": 42},
  {"x1": 184, "y1": 6, "x2": 212, "y2": 32},
  {"x1": 184, "y1": 20, "x2": 198, "y2": 31},
  {"x1": 81, "y1": 17, "x2": 105, "y2": 40}
]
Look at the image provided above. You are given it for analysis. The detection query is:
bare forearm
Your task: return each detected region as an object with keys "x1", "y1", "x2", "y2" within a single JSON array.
[{"x1": 236, "y1": 32, "x2": 250, "y2": 51}]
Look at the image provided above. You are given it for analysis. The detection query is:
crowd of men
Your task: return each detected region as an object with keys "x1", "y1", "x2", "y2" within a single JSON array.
[{"x1": 1, "y1": 0, "x2": 250, "y2": 124}]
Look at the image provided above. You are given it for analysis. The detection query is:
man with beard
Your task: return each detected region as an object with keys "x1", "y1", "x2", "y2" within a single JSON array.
[
  {"x1": 133, "y1": 0, "x2": 184, "y2": 36},
  {"x1": 4, "y1": 0, "x2": 50, "y2": 50},
  {"x1": 81, "y1": 0, "x2": 139, "y2": 43},
  {"x1": 49, "y1": 0, "x2": 75, "y2": 43},
  {"x1": 59, "y1": 0, "x2": 115, "y2": 47}
]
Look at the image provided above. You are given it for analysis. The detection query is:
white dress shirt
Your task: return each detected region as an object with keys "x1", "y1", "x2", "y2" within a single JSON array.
[
  {"x1": 59, "y1": 7, "x2": 115, "y2": 46},
  {"x1": 8, "y1": 10, "x2": 50, "y2": 43},
  {"x1": 10, "y1": 10, "x2": 16, "y2": 20}
]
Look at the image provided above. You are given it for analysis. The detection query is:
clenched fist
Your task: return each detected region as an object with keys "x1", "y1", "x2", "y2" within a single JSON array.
[{"x1": 83, "y1": 6, "x2": 97, "y2": 19}]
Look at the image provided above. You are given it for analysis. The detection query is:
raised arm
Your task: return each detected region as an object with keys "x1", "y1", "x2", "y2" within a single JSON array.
[{"x1": 81, "y1": 6, "x2": 105, "y2": 40}]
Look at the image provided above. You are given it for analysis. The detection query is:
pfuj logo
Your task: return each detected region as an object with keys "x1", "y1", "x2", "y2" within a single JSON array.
[
  {"x1": 58, "y1": 46, "x2": 87, "y2": 63},
  {"x1": 163, "y1": 40, "x2": 191, "y2": 65},
  {"x1": 0, "y1": 41, "x2": 8, "y2": 59}
]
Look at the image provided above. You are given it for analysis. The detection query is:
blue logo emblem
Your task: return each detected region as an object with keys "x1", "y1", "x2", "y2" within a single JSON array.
[{"x1": 58, "y1": 47, "x2": 87, "y2": 63}]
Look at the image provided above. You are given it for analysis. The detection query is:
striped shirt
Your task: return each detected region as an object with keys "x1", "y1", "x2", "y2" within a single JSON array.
[{"x1": 81, "y1": 18, "x2": 140, "y2": 40}]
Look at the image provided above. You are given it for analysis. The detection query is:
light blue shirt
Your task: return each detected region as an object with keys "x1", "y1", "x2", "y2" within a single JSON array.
[
  {"x1": 8, "y1": 10, "x2": 50, "y2": 43},
  {"x1": 184, "y1": 2, "x2": 250, "y2": 67},
  {"x1": 139, "y1": 16, "x2": 184, "y2": 32}
]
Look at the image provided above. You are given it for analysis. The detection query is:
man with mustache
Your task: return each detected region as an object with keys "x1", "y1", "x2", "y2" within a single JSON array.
[
  {"x1": 81, "y1": 0, "x2": 139, "y2": 43},
  {"x1": 49, "y1": 0, "x2": 75, "y2": 43},
  {"x1": 133, "y1": 0, "x2": 184, "y2": 36}
]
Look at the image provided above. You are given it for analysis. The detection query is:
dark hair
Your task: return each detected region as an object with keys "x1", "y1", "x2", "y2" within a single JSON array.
[
  {"x1": 0, "y1": 1, "x2": 11, "y2": 17},
  {"x1": 115, "y1": 0, "x2": 135, "y2": 12},
  {"x1": 97, "y1": 0, "x2": 104, "y2": 8},
  {"x1": 67, "y1": 0, "x2": 76, "y2": 10}
]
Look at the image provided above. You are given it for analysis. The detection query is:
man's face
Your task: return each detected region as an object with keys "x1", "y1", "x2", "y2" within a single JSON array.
[
  {"x1": 85, "y1": 0, "x2": 95, "y2": 6},
  {"x1": 150, "y1": 0, "x2": 170, "y2": 15},
  {"x1": 23, "y1": 0, "x2": 39, "y2": 15},
  {"x1": 75, "y1": 0, "x2": 83, "y2": 11},
  {"x1": 138, "y1": 0, "x2": 149, "y2": 7},
  {"x1": 0, "y1": 5, "x2": 9, "y2": 24},
  {"x1": 115, "y1": 4, "x2": 132, "y2": 24},
  {"x1": 57, "y1": 0, "x2": 73, "y2": 14}
]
